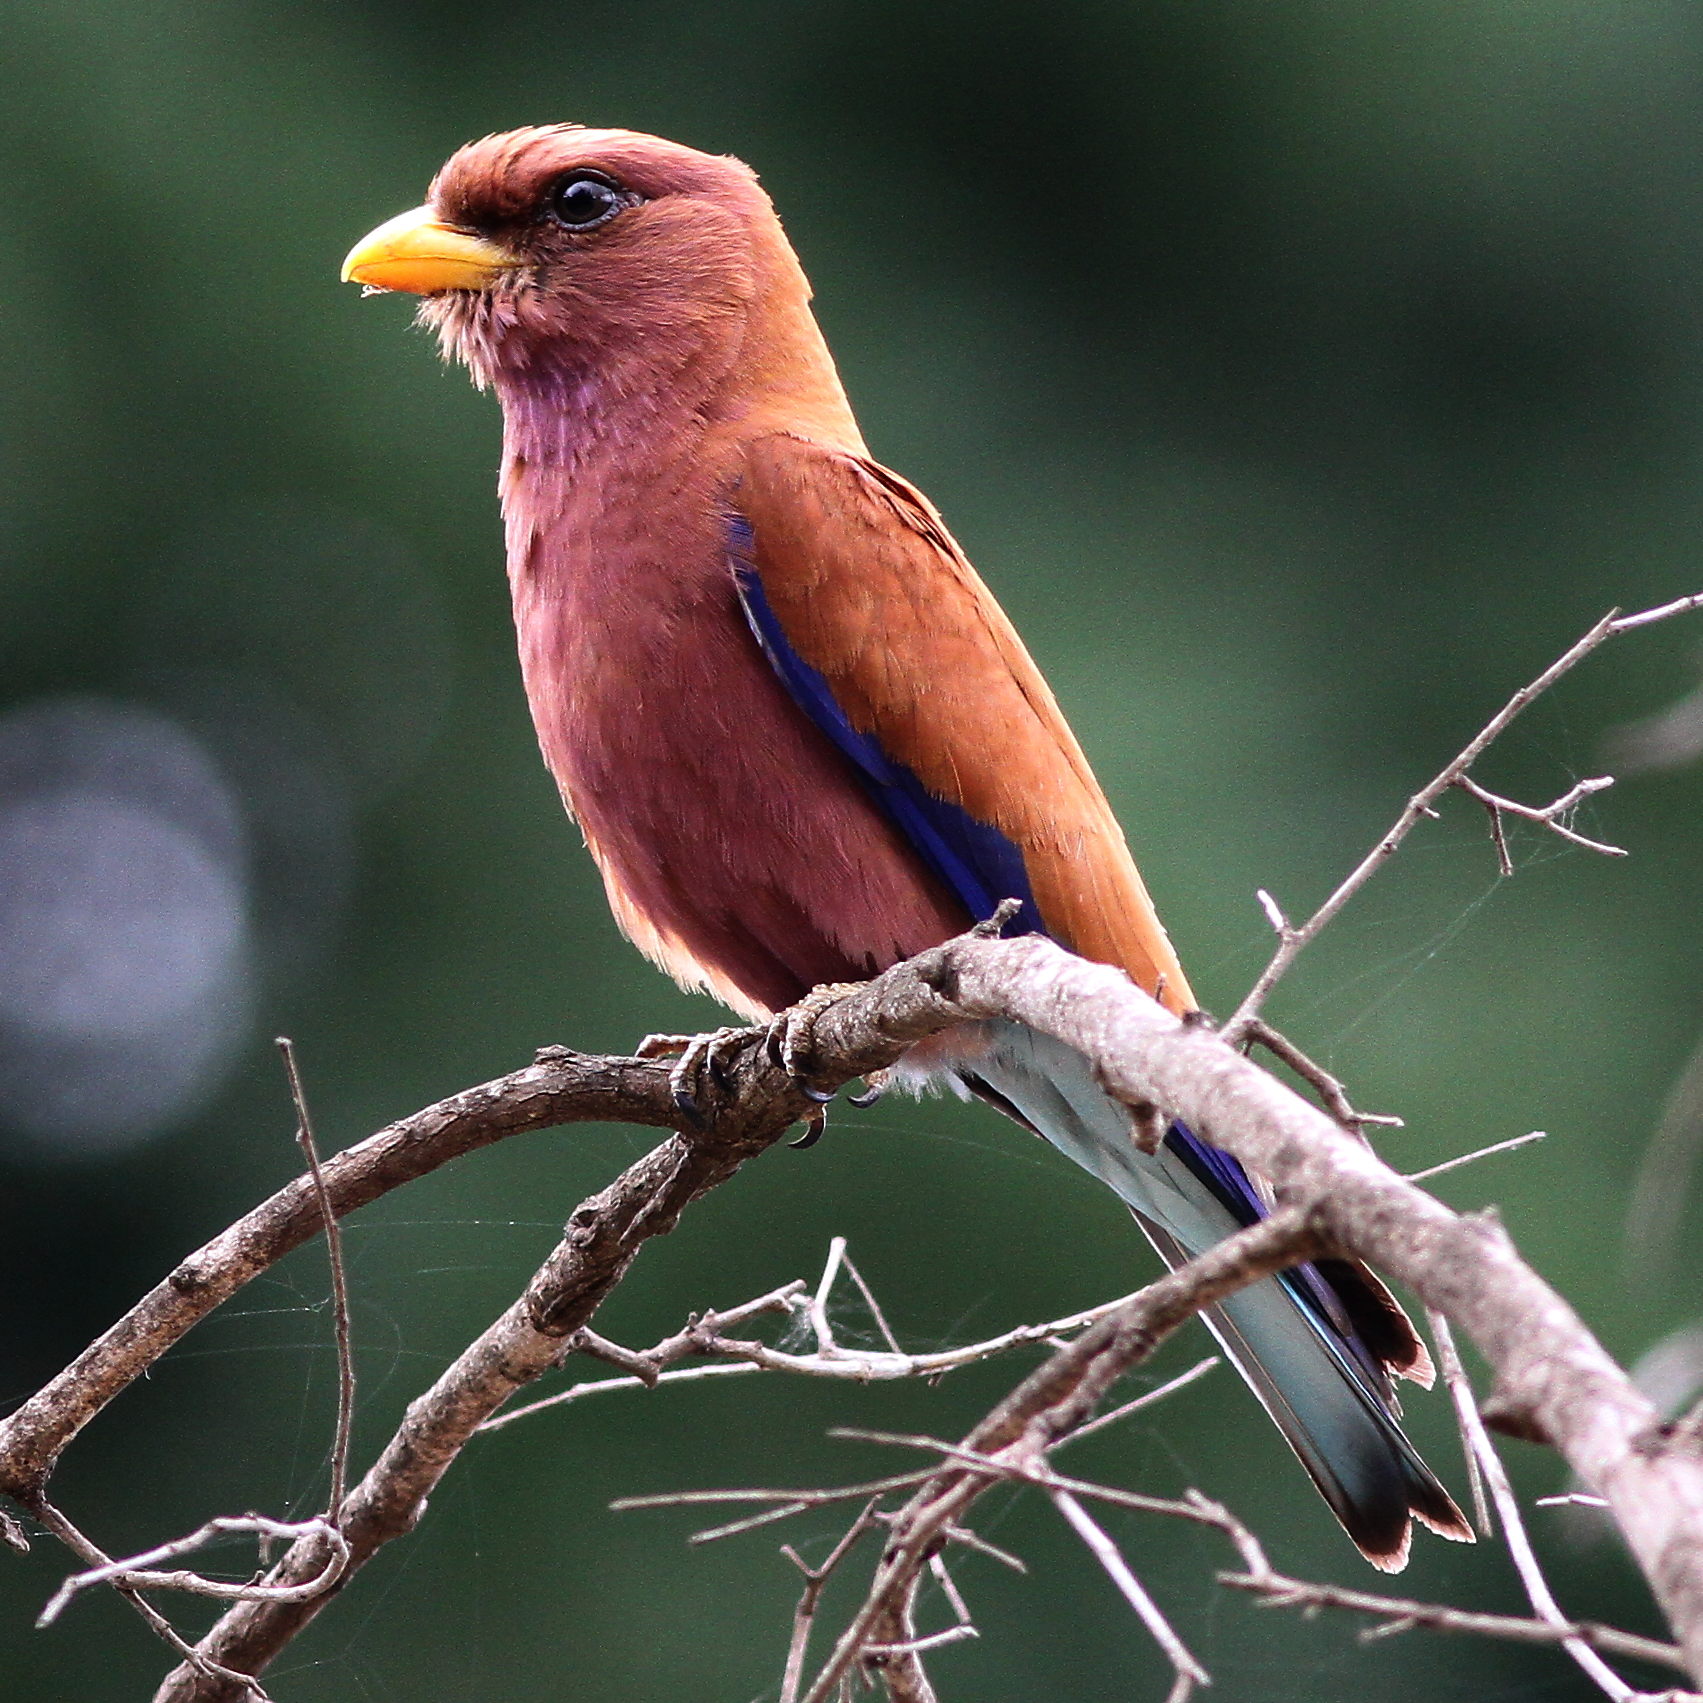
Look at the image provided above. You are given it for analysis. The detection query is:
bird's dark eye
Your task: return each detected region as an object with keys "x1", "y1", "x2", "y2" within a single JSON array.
[{"x1": 548, "y1": 171, "x2": 627, "y2": 230}]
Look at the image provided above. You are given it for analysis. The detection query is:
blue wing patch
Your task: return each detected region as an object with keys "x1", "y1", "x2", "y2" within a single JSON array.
[
  {"x1": 728, "y1": 519, "x2": 1351, "y2": 1357},
  {"x1": 729, "y1": 516, "x2": 1046, "y2": 938}
]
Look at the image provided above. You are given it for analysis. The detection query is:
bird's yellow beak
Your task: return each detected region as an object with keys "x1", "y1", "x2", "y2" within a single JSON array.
[{"x1": 340, "y1": 205, "x2": 520, "y2": 295}]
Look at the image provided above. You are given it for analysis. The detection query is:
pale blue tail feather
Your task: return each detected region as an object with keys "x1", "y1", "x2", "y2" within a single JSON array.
[{"x1": 960, "y1": 1020, "x2": 1469, "y2": 1569}]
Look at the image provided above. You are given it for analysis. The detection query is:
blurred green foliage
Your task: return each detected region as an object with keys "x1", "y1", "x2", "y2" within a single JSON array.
[{"x1": 5, "y1": 2, "x2": 1703, "y2": 1697}]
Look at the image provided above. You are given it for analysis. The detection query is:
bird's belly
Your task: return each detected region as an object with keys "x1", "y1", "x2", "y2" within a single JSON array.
[{"x1": 515, "y1": 577, "x2": 966, "y2": 1016}]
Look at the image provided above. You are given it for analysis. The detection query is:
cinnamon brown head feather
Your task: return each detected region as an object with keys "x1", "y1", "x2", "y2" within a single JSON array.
[{"x1": 418, "y1": 127, "x2": 791, "y2": 396}]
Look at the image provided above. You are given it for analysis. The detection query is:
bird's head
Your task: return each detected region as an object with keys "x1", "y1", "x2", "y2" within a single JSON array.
[{"x1": 342, "y1": 125, "x2": 814, "y2": 411}]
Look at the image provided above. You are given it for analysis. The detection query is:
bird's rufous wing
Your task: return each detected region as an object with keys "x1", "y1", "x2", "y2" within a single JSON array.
[
  {"x1": 735, "y1": 431, "x2": 1194, "y2": 1014},
  {"x1": 735, "y1": 434, "x2": 1431, "y2": 1388}
]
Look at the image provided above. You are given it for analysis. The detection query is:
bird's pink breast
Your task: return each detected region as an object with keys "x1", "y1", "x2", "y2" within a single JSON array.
[{"x1": 506, "y1": 468, "x2": 966, "y2": 1016}]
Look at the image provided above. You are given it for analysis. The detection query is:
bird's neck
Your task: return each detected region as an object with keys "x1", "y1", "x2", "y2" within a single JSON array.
[
  {"x1": 495, "y1": 269, "x2": 862, "y2": 465},
  {"x1": 493, "y1": 290, "x2": 865, "y2": 597}
]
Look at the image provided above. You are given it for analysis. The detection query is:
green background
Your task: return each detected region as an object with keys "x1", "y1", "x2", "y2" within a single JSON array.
[{"x1": 4, "y1": 2, "x2": 1703, "y2": 1697}]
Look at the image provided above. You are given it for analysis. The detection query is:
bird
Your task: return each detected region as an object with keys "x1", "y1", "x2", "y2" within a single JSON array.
[{"x1": 342, "y1": 124, "x2": 1470, "y2": 1570}]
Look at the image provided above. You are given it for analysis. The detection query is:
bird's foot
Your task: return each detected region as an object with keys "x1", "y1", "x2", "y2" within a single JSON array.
[
  {"x1": 765, "y1": 982, "x2": 866, "y2": 1146},
  {"x1": 636, "y1": 982, "x2": 864, "y2": 1136},
  {"x1": 637, "y1": 1025, "x2": 764, "y2": 1126},
  {"x1": 763, "y1": 982, "x2": 863, "y2": 1099}
]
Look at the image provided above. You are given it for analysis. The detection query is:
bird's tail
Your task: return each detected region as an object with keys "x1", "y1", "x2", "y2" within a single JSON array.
[{"x1": 956, "y1": 1020, "x2": 1472, "y2": 1571}]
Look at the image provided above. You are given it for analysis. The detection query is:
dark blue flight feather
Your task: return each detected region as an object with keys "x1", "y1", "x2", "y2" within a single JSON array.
[
  {"x1": 729, "y1": 518, "x2": 1045, "y2": 939},
  {"x1": 727, "y1": 515, "x2": 1379, "y2": 1381}
]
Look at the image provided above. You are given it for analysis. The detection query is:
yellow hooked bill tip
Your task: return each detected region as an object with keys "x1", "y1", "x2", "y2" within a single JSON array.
[{"x1": 340, "y1": 205, "x2": 520, "y2": 295}]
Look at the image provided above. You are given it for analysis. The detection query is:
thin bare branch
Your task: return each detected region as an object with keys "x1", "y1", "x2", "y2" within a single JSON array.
[
  {"x1": 1453, "y1": 773, "x2": 1625, "y2": 865},
  {"x1": 1057, "y1": 1356, "x2": 1220, "y2": 1447},
  {"x1": 1221, "y1": 1569, "x2": 1687, "y2": 1673},
  {"x1": 482, "y1": 1358, "x2": 764, "y2": 1422},
  {"x1": 1609, "y1": 593, "x2": 1703, "y2": 631},
  {"x1": 1428, "y1": 1311, "x2": 1636, "y2": 1701},
  {"x1": 1223, "y1": 595, "x2": 1703, "y2": 1042},
  {"x1": 780, "y1": 1500, "x2": 883, "y2": 1703},
  {"x1": 830, "y1": 1430, "x2": 1275, "y2": 1537},
  {"x1": 1051, "y1": 1487, "x2": 1208, "y2": 1695},
  {"x1": 486, "y1": 1277, "x2": 1162, "y2": 1435},
  {"x1": 480, "y1": 1279, "x2": 807, "y2": 1432},
  {"x1": 1428, "y1": 1308, "x2": 1492, "y2": 1537},
  {"x1": 276, "y1": 1039, "x2": 355, "y2": 1523},
  {"x1": 1242, "y1": 1017, "x2": 1403, "y2": 1131},
  {"x1": 862, "y1": 1625, "x2": 978, "y2": 1657},
  {"x1": 809, "y1": 1238, "x2": 850, "y2": 1353},
  {"x1": 1405, "y1": 1131, "x2": 1548, "y2": 1184},
  {"x1": 928, "y1": 1553, "x2": 975, "y2": 1630},
  {"x1": 40, "y1": 1516, "x2": 348, "y2": 1628},
  {"x1": 929, "y1": 1522, "x2": 1026, "y2": 1574},
  {"x1": 791, "y1": 1418, "x2": 1684, "y2": 1694},
  {"x1": 28, "y1": 1499, "x2": 274, "y2": 1703},
  {"x1": 795, "y1": 1211, "x2": 1322, "y2": 1703},
  {"x1": 613, "y1": 1470, "x2": 937, "y2": 1516},
  {"x1": 840, "y1": 1248, "x2": 904, "y2": 1357}
]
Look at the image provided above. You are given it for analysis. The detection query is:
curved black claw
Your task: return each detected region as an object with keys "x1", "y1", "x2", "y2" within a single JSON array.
[
  {"x1": 672, "y1": 1086, "x2": 708, "y2": 1130},
  {"x1": 789, "y1": 1107, "x2": 828, "y2": 1149},
  {"x1": 847, "y1": 1072, "x2": 888, "y2": 1109},
  {"x1": 799, "y1": 1082, "x2": 836, "y2": 1105}
]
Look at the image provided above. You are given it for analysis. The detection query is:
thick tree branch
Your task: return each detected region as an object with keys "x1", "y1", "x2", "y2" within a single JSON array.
[
  {"x1": 892, "y1": 935, "x2": 1703, "y2": 1683},
  {"x1": 7, "y1": 913, "x2": 1700, "y2": 1696},
  {"x1": 793, "y1": 1210, "x2": 1323, "y2": 1702},
  {"x1": 11, "y1": 602, "x2": 1703, "y2": 1698},
  {"x1": 0, "y1": 1051, "x2": 681, "y2": 1500}
]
